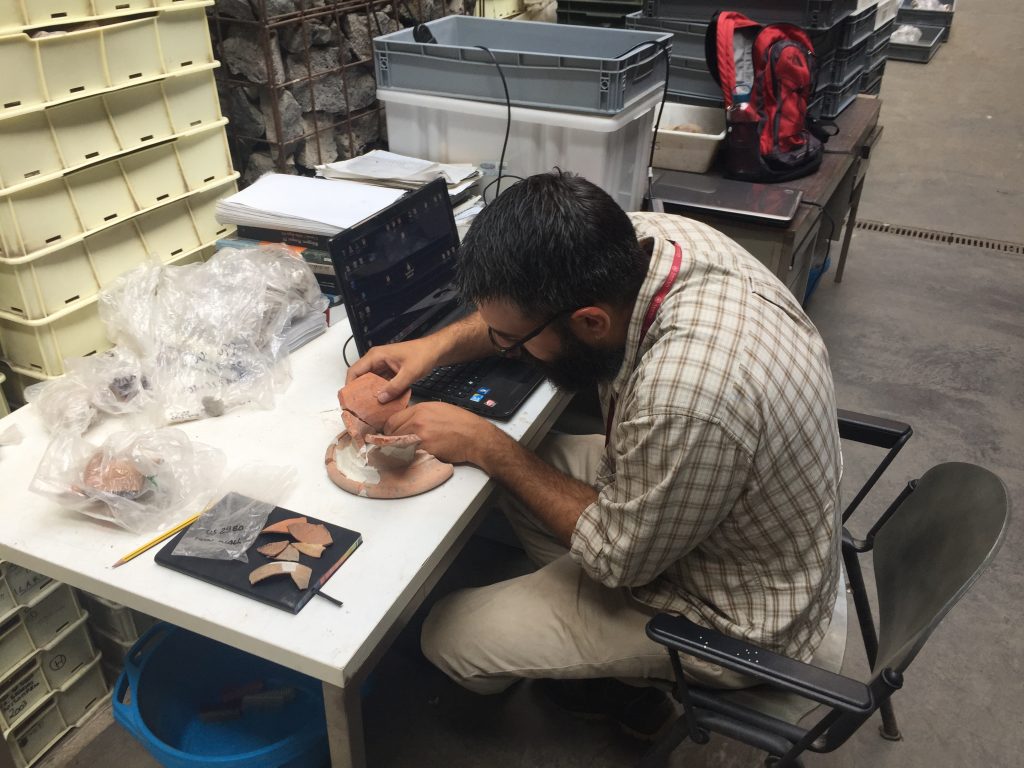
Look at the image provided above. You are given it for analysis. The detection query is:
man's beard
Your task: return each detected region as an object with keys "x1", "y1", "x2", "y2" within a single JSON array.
[{"x1": 522, "y1": 329, "x2": 625, "y2": 392}]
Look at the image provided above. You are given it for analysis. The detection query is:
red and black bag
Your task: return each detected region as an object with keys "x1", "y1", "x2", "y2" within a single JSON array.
[{"x1": 706, "y1": 11, "x2": 825, "y2": 182}]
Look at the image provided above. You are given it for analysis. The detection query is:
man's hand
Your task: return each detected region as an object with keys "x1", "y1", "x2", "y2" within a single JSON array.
[
  {"x1": 344, "y1": 338, "x2": 440, "y2": 404},
  {"x1": 384, "y1": 402, "x2": 502, "y2": 466}
]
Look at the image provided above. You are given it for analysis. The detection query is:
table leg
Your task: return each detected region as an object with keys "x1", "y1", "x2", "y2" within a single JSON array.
[
  {"x1": 835, "y1": 177, "x2": 865, "y2": 283},
  {"x1": 323, "y1": 682, "x2": 366, "y2": 768}
]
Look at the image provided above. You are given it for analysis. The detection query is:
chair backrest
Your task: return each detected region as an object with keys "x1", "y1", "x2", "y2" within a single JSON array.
[{"x1": 871, "y1": 462, "x2": 1009, "y2": 676}]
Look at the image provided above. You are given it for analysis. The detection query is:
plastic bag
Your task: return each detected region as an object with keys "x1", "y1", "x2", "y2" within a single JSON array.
[
  {"x1": 911, "y1": 0, "x2": 950, "y2": 10},
  {"x1": 98, "y1": 246, "x2": 326, "y2": 425},
  {"x1": 29, "y1": 428, "x2": 226, "y2": 533},
  {"x1": 892, "y1": 24, "x2": 923, "y2": 43},
  {"x1": 172, "y1": 464, "x2": 297, "y2": 562},
  {"x1": 25, "y1": 376, "x2": 97, "y2": 434},
  {"x1": 0, "y1": 424, "x2": 22, "y2": 447}
]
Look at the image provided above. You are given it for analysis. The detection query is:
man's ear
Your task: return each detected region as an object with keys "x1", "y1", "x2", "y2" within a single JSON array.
[{"x1": 568, "y1": 306, "x2": 613, "y2": 343}]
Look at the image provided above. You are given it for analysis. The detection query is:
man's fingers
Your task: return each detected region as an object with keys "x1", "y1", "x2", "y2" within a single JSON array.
[
  {"x1": 377, "y1": 371, "x2": 415, "y2": 403},
  {"x1": 384, "y1": 407, "x2": 417, "y2": 435}
]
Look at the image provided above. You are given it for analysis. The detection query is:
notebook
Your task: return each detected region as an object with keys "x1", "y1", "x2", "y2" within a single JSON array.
[
  {"x1": 155, "y1": 506, "x2": 361, "y2": 614},
  {"x1": 330, "y1": 177, "x2": 546, "y2": 421}
]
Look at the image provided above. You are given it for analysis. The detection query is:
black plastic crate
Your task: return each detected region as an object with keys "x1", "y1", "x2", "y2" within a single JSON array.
[
  {"x1": 840, "y1": 4, "x2": 877, "y2": 48},
  {"x1": 860, "y1": 58, "x2": 886, "y2": 94},
  {"x1": 832, "y1": 38, "x2": 869, "y2": 85},
  {"x1": 820, "y1": 73, "x2": 861, "y2": 118},
  {"x1": 869, "y1": 38, "x2": 890, "y2": 69},
  {"x1": 645, "y1": 0, "x2": 857, "y2": 30},
  {"x1": 870, "y1": 17, "x2": 897, "y2": 50}
]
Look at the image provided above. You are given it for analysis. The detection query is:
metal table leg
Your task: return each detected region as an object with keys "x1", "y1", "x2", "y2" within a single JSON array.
[
  {"x1": 835, "y1": 177, "x2": 866, "y2": 283},
  {"x1": 324, "y1": 683, "x2": 366, "y2": 768}
]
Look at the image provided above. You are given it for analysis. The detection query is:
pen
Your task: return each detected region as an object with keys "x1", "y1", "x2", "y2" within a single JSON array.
[{"x1": 112, "y1": 512, "x2": 202, "y2": 568}]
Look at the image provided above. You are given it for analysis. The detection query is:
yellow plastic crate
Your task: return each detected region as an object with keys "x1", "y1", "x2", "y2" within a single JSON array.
[
  {"x1": 0, "y1": 242, "x2": 215, "y2": 376},
  {"x1": 0, "y1": 371, "x2": 8, "y2": 416},
  {"x1": 0, "y1": 139, "x2": 236, "y2": 263},
  {"x1": 0, "y1": 4, "x2": 214, "y2": 118},
  {"x1": 0, "y1": 2, "x2": 207, "y2": 35},
  {"x1": 0, "y1": 68, "x2": 224, "y2": 194},
  {"x1": 0, "y1": 177, "x2": 234, "y2": 321},
  {"x1": 4, "y1": 656, "x2": 106, "y2": 768}
]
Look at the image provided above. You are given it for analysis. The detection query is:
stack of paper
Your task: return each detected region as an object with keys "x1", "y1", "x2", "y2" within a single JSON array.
[
  {"x1": 285, "y1": 311, "x2": 328, "y2": 353},
  {"x1": 215, "y1": 174, "x2": 407, "y2": 236},
  {"x1": 317, "y1": 150, "x2": 480, "y2": 200}
]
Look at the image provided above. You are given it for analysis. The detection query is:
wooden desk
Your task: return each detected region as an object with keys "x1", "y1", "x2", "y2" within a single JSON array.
[
  {"x1": 652, "y1": 97, "x2": 883, "y2": 301},
  {"x1": 0, "y1": 323, "x2": 570, "y2": 767}
]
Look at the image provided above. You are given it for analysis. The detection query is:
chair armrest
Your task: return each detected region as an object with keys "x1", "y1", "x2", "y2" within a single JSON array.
[
  {"x1": 646, "y1": 613, "x2": 874, "y2": 714},
  {"x1": 837, "y1": 409, "x2": 912, "y2": 449}
]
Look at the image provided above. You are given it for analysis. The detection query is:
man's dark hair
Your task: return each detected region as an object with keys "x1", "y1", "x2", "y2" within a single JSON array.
[{"x1": 456, "y1": 172, "x2": 648, "y2": 318}]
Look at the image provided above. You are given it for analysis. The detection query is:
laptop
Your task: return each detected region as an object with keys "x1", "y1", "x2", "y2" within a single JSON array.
[{"x1": 329, "y1": 178, "x2": 546, "y2": 421}]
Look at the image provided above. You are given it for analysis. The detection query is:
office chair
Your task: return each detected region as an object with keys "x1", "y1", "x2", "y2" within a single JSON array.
[{"x1": 640, "y1": 447, "x2": 1009, "y2": 767}]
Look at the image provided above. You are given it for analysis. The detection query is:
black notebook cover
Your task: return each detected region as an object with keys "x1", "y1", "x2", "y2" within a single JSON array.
[{"x1": 155, "y1": 505, "x2": 362, "y2": 614}]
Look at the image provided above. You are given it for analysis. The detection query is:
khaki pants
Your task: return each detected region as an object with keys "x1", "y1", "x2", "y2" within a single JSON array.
[{"x1": 421, "y1": 433, "x2": 752, "y2": 694}]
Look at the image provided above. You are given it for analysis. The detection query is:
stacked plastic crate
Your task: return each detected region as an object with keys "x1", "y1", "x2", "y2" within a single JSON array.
[
  {"x1": 75, "y1": 592, "x2": 157, "y2": 690},
  {"x1": 0, "y1": 562, "x2": 105, "y2": 768},
  {"x1": 625, "y1": 0, "x2": 891, "y2": 117},
  {"x1": 888, "y1": 0, "x2": 953, "y2": 63},
  {"x1": 861, "y1": 0, "x2": 898, "y2": 94},
  {"x1": 558, "y1": 0, "x2": 646, "y2": 29},
  {"x1": 0, "y1": 0, "x2": 239, "y2": 409}
]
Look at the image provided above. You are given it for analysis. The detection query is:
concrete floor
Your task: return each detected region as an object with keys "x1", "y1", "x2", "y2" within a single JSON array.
[{"x1": 40, "y1": 2, "x2": 1024, "y2": 766}]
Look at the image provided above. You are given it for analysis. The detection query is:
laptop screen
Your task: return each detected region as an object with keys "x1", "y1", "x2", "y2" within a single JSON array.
[{"x1": 329, "y1": 178, "x2": 462, "y2": 356}]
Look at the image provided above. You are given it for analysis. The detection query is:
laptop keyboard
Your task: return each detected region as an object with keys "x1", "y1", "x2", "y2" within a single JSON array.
[{"x1": 415, "y1": 359, "x2": 491, "y2": 400}]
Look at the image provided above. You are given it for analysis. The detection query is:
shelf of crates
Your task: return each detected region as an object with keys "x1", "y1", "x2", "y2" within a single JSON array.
[
  {"x1": 0, "y1": 67, "x2": 224, "y2": 196},
  {"x1": 0, "y1": 132, "x2": 237, "y2": 266},
  {"x1": 0, "y1": 4, "x2": 215, "y2": 122},
  {"x1": 0, "y1": 1, "x2": 209, "y2": 37}
]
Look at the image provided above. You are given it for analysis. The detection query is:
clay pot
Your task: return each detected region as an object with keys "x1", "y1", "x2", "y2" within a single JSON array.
[
  {"x1": 337, "y1": 372, "x2": 411, "y2": 431},
  {"x1": 81, "y1": 453, "x2": 147, "y2": 498},
  {"x1": 324, "y1": 432, "x2": 453, "y2": 499}
]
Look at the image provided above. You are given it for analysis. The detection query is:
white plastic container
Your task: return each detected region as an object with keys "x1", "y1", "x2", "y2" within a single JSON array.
[
  {"x1": 653, "y1": 103, "x2": 725, "y2": 173},
  {"x1": 379, "y1": 88, "x2": 663, "y2": 212}
]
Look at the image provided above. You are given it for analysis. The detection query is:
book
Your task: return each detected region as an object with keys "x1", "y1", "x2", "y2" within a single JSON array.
[
  {"x1": 155, "y1": 505, "x2": 362, "y2": 614},
  {"x1": 234, "y1": 226, "x2": 335, "y2": 252}
]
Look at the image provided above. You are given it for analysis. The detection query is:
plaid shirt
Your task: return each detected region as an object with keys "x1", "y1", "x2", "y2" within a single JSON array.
[{"x1": 569, "y1": 212, "x2": 842, "y2": 662}]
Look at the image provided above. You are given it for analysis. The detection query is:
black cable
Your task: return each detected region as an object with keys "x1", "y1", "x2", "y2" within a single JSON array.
[
  {"x1": 342, "y1": 334, "x2": 356, "y2": 367},
  {"x1": 647, "y1": 42, "x2": 672, "y2": 208},
  {"x1": 474, "y1": 45, "x2": 512, "y2": 200},
  {"x1": 804, "y1": 202, "x2": 837, "y2": 267},
  {"x1": 482, "y1": 174, "x2": 524, "y2": 203}
]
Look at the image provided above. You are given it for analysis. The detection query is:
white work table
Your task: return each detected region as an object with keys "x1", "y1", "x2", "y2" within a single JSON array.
[{"x1": 0, "y1": 321, "x2": 569, "y2": 767}]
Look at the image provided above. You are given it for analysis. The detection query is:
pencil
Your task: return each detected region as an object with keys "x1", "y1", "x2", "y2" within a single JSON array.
[{"x1": 112, "y1": 512, "x2": 202, "y2": 568}]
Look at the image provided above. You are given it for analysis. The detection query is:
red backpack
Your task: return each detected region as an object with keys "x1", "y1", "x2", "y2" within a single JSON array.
[{"x1": 706, "y1": 11, "x2": 825, "y2": 182}]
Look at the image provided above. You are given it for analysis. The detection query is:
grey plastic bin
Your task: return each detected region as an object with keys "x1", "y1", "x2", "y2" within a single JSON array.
[
  {"x1": 668, "y1": 56, "x2": 722, "y2": 106},
  {"x1": 839, "y1": 3, "x2": 877, "y2": 48},
  {"x1": 373, "y1": 16, "x2": 671, "y2": 115},
  {"x1": 888, "y1": 24, "x2": 944, "y2": 62},
  {"x1": 644, "y1": 0, "x2": 858, "y2": 30},
  {"x1": 896, "y1": 0, "x2": 955, "y2": 42},
  {"x1": 625, "y1": 12, "x2": 708, "y2": 61}
]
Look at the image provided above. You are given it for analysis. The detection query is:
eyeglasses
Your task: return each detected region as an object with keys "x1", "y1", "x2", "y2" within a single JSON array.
[{"x1": 487, "y1": 309, "x2": 575, "y2": 357}]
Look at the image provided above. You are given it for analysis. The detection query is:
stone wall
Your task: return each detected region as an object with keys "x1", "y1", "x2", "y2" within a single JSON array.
[{"x1": 210, "y1": 0, "x2": 466, "y2": 186}]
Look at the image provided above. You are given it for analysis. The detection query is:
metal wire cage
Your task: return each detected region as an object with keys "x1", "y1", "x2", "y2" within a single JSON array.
[{"x1": 207, "y1": 0, "x2": 459, "y2": 186}]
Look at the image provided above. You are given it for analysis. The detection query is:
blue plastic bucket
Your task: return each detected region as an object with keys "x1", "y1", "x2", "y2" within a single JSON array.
[{"x1": 113, "y1": 624, "x2": 329, "y2": 768}]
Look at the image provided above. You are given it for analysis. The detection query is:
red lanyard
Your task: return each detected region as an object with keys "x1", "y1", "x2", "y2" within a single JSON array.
[{"x1": 605, "y1": 241, "x2": 682, "y2": 445}]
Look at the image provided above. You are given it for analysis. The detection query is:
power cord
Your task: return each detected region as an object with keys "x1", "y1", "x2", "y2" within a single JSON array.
[
  {"x1": 474, "y1": 44, "x2": 512, "y2": 200},
  {"x1": 342, "y1": 334, "x2": 356, "y2": 367},
  {"x1": 804, "y1": 201, "x2": 837, "y2": 266},
  {"x1": 482, "y1": 173, "x2": 524, "y2": 203},
  {"x1": 648, "y1": 42, "x2": 672, "y2": 208}
]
